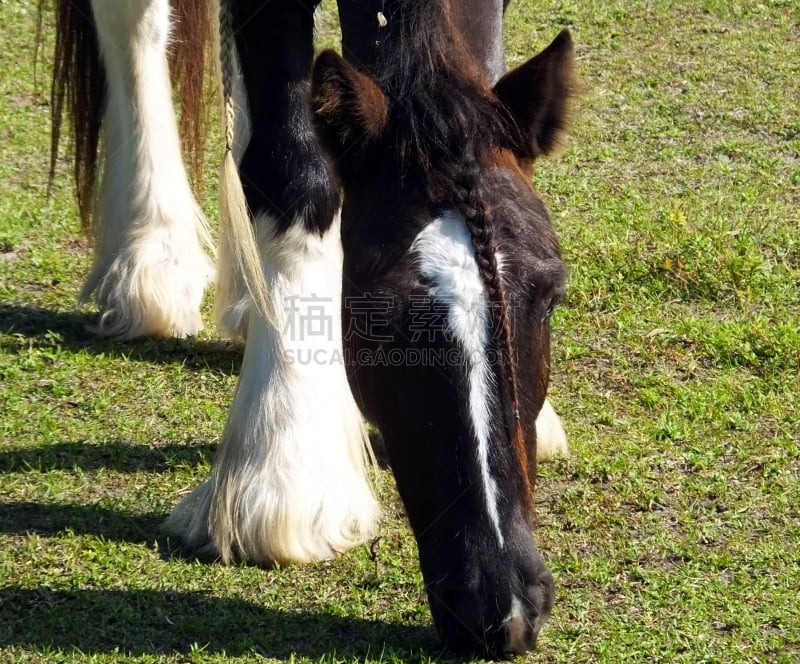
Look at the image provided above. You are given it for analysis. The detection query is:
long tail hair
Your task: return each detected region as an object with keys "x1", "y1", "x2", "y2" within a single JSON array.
[
  {"x1": 214, "y1": 0, "x2": 270, "y2": 325},
  {"x1": 168, "y1": 0, "x2": 215, "y2": 191},
  {"x1": 41, "y1": 0, "x2": 213, "y2": 228},
  {"x1": 42, "y1": 0, "x2": 102, "y2": 225}
]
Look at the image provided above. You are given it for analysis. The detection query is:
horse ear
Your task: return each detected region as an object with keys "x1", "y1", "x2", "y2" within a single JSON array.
[
  {"x1": 494, "y1": 29, "x2": 575, "y2": 159},
  {"x1": 311, "y1": 50, "x2": 388, "y2": 170}
]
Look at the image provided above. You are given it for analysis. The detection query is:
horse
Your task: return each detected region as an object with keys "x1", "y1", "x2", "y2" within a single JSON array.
[{"x1": 45, "y1": 0, "x2": 573, "y2": 656}]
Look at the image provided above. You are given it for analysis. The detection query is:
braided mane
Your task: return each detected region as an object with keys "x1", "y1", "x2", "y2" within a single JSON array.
[
  {"x1": 460, "y1": 174, "x2": 533, "y2": 501},
  {"x1": 376, "y1": 1, "x2": 533, "y2": 498}
]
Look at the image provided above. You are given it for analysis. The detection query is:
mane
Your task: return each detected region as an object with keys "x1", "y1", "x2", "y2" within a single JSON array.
[
  {"x1": 376, "y1": 1, "x2": 534, "y2": 500},
  {"x1": 373, "y1": 1, "x2": 517, "y2": 197}
]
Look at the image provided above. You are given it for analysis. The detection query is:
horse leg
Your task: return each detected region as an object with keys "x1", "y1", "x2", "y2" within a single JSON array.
[
  {"x1": 164, "y1": 0, "x2": 378, "y2": 564},
  {"x1": 85, "y1": 0, "x2": 213, "y2": 339}
]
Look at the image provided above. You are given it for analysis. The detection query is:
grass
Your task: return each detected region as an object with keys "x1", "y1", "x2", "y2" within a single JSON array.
[{"x1": 1, "y1": 0, "x2": 798, "y2": 662}]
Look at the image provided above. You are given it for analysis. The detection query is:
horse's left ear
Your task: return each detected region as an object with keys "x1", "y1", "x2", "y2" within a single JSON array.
[
  {"x1": 311, "y1": 50, "x2": 389, "y2": 173},
  {"x1": 493, "y1": 29, "x2": 575, "y2": 159}
]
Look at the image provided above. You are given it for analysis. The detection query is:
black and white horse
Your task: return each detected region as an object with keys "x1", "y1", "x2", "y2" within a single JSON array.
[{"x1": 47, "y1": 0, "x2": 572, "y2": 655}]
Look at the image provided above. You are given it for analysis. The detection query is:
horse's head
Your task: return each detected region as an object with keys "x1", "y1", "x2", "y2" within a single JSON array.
[{"x1": 312, "y1": 20, "x2": 574, "y2": 657}]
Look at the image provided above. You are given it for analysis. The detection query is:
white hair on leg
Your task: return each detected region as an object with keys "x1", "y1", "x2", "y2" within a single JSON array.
[
  {"x1": 535, "y1": 398, "x2": 569, "y2": 460},
  {"x1": 84, "y1": 0, "x2": 213, "y2": 339},
  {"x1": 165, "y1": 214, "x2": 379, "y2": 564}
]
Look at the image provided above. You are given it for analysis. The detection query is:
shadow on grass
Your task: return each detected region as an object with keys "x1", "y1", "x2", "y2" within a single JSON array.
[
  {"x1": 0, "y1": 587, "x2": 440, "y2": 660},
  {"x1": 0, "y1": 502, "x2": 164, "y2": 544},
  {"x1": 0, "y1": 304, "x2": 243, "y2": 374},
  {"x1": 0, "y1": 304, "x2": 392, "y2": 468},
  {"x1": 0, "y1": 428, "x2": 389, "y2": 477},
  {"x1": 0, "y1": 439, "x2": 215, "y2": 474},
  {"x1": 0, "y1": 303, "x2": 96, "y2": 342}
]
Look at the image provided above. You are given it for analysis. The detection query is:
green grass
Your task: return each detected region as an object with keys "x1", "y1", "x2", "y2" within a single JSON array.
[{"x1": 2, "y1": 1, "x2": 799, "y2": 662}]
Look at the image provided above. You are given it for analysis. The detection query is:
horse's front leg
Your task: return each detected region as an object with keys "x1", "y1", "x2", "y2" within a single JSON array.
[
  {"x1": 85, "y1": 0, "x2": 213, "y2": 338},
  {"x1": 164, "y1": 0, "x2": 378, "y2": 564}
]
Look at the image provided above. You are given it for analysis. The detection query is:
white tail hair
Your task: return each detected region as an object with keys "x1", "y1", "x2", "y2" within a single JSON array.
[{"x1": 213, "y1": 0, "x2": 268, "y2": 339}]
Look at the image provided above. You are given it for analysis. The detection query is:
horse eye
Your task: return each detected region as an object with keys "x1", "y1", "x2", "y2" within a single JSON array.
[{"x1": 543, "y1": 294, "x2": 561, "y2": 320}]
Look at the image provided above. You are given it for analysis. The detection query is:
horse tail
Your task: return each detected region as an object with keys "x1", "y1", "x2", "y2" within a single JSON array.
[
  {"x1": 43, "y1": 0, "x2": 214, "y2": 229},
  {"x1": 168, "y1": 0, "x2": 214, "y2": 194},
  {"x1": 46, "y1": 0, "x2": 103, "y2": 228},
  {"x1": 459, "y1": 176, "x2": 534, "y2": 505},
  {"x1": 215, "y1": 0, "x2": 271, "y2": 327}
]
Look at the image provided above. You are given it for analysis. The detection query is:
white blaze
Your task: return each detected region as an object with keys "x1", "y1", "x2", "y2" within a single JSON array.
[{"x1": 411, "y1": 210, "x2": 504, "y2": 547}]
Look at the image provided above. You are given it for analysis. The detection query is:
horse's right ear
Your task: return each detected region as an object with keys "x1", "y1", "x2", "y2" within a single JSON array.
[
  {"x1": 493, "y1": 30, "x2": 575, "y2": 160},
  {"x1": 311, "y1": 50, "x2": 388, "y2": 172}
]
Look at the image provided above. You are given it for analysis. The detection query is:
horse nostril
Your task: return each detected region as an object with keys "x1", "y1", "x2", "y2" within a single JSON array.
[
  {"x1": 504, "y1": 612, "x2": 537, "y2": 654},
  {"x1": 502, "y1": 575, "x2": 555, "y2": 655},
  {"x1": 435, "y1": 592, "x2": 541, "y2": 657},
  {"x1": 527, "y1": 573, "x2": 555, "y2": 627},
  {"x1": 430, "y1": 571, "x2": 555, "y2": 657}
]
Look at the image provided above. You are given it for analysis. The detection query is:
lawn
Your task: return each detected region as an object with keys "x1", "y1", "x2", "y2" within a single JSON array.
[{"x1": 1, "y1": 1, "x2": 798, "y2": 662}]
